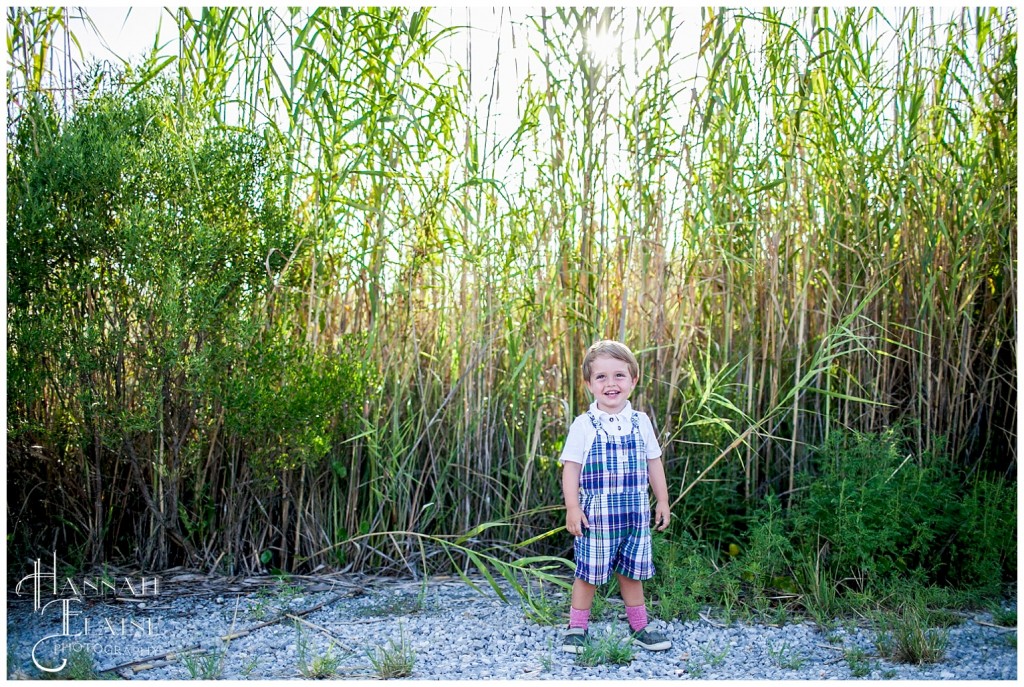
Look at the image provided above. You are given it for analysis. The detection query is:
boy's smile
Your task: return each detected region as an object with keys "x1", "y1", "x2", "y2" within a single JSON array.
[{"x1": 585, "y1": 355, "x2": 637, "y2": 415}]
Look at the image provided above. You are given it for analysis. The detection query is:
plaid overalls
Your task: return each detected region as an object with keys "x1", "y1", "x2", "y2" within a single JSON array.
[{"x1": 573, "y1": 410, "x2": 655, "y2": 585}]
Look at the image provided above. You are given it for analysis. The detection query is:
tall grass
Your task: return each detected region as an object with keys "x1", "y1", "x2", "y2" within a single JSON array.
[{"x1": 6, "y1": 7, "x2": 1015, "y2": 574}]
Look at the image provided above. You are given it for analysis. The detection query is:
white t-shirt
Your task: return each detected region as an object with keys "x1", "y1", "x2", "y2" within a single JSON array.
[{"x1": 558, "y1": 401, "x2": 663, "y2": 464}]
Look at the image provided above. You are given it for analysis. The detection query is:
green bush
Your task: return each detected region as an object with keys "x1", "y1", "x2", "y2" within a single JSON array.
[
  {"x1": 946, "y1": 472, "x2": 1016, "y2": 593},
  {"x1": 649, "y1": 531, "x2": 741, "y2": 621},
  {"x1": 649, "y1": 428, "x2": 1013, "y2": 624},
  {"x1": 789, "y1": 428, "x2": 958, "y2": 587},
  {"x1": 6, "y1": 78, "x2": 317, "y2": 565},
  {"x1": 224, "y1": 335, "x2": 374, "y2": 476},
  {"x1": 739, "y1": 494, "x2": 798, "y2": 593}
]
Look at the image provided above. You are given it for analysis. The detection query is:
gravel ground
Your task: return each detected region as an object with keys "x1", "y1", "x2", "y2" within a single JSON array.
[{"x1": 6, "y1": 574, "x2": 1017, "y2": 680}]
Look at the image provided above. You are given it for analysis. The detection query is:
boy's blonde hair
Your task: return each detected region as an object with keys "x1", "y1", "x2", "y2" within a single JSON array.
[{"x1": 582, "y1": 340, "x2": 639, "y2": 382}]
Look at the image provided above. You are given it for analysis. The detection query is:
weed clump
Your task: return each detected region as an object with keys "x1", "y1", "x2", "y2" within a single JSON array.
[
  {"x1": 574, "y1": 634, "x2": 634, "y2": 667},
  {"x1": 183, "y1": 649, "x2": 225, "y2": 680},
  {"x1": 874, "y1": 602, "x2": 949, "y2": 665},
  {"x1": 367, "y1": 629, "x2": 415, "y2": 679},
  {"x1": 28, "y1": 648, "x2": 116, "y2": 680},
  {"x1": 844, "y1": 646, "x2": 873, "y2": 677}
]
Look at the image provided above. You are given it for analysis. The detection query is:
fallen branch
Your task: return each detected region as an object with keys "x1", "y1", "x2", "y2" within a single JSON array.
[
  {"x1": 698, "y1": 612, "x2": 728, "y2": 628},
  {"x1": 286, "y1": 613, "x2": 357, "y2": 653},
  {"x1": 976, "y1": 620, "x2": 1017, "y2": 632},
  {"x1": 99, "y1": 592, "x2": 345, "y2": 674}
]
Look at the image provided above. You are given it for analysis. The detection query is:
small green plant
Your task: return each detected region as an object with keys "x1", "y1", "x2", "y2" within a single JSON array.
[
  {"x1": 768, "y1": 641, "x2": 806, "y2": 670},
  {"x1": 927, "y1": 608, "x2": 965, "y2": 629},
  {"x1": 299, "y1": 648, "x2": 340, "y2": 679},
  {"x1": 278, "y1": 582, "x2": 303, "y2": 601},
  {"x1": 586, "y1": 580, "x2": 618, "y2": 620},
  {"x1": 720, "y1": 580, "x2": 741, "y2": 625},
  {"x1": 540, "y1": 639, "x2": 555, "y2": 672},
  {"x1": 296, "y1": 627, "x2": 341, "y2": 679},
  {"x1": 240, "y1": 655, "x2": 260, "y2": 677},
  {"x1": 250, "y1": 599, "x2": 270, "y2": 620},
  {"x1": 844, "y1": 647, "x2": 873, "y2": 678},
  {"x1": 183, "y1": 649, "x2": 224, "y2": 680},
  {"x1": 816, "y1": 613, "x2": 838, "y2": 632},
  {"x1": 751, "y1": 594, "x2": 772, "y2": 621},
  {"x1": 34, "y1": 648, "x2": 113, "y2": 680},
  {"x1": 575, "y1": 634, "x2": 634, "y2": 667},
  {"x1": 874, "y1": 603, "x2": 949, "y2": 664},
  {"x1": 367, "y1": 629, "x2": 415, "y2": 679},
  {"x1": 522, "y1": 583, "x2": 565, "y2": 626},
  {"x1": 249, "y1": 581, "x2": 307, "y2": 621},
  {"x1": 799, "y1": 547, "x2": 841, "y2": 627},
  {"x1": 989, "y1": 604, "x2": 1016, "y2": 627},
  {"x1": 650, "y1": 532, "x2": 740, "y2": 622},
  {"x1": 249, "y1": 587, "x2": 280, "y2": 620},
  {"x1": 701, "y1": 644, "x2": 730, "y2": 666},
  {"x1": 359, "y1": 593, "x2": 426, "y2": 618}
]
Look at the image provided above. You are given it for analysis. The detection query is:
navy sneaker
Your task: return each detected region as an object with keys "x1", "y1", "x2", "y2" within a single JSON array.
[
  {"x1": 561, "y1": 627, "x2": 591, "y2": 654},
  {"x1": 631, "y1": 627, "x2": 672, "y2": 651}
]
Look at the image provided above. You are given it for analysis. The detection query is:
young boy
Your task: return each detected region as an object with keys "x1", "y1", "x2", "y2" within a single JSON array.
[{"x1": 559, "y1": 340, "x2": 672, "y2": 653}]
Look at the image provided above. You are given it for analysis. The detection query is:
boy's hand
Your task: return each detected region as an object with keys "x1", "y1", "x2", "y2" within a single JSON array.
[
  {"x1": 653, "y1": 501, "x2": 671, "y2": 532},
  {"x1": 565, "y1": 505, "x2": 590, "y2": 537}
]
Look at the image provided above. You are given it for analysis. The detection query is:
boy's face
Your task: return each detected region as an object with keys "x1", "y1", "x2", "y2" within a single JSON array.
[{"x1": 585, "y1": 355, "x2": 637, "y2": 415}]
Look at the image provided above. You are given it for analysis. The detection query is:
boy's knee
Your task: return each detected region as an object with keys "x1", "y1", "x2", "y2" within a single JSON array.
[{"x1": 573, "y1": 578, "x2": 597, "y2": 591}]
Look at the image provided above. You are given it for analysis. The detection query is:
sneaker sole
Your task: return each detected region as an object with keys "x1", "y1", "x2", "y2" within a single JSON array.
[
  {"x1": 561, "y1": 643, "x2": 587, "y2": 654},
  {"x1": 632, "y1": 638, "x2": 672, "y2": 651}
]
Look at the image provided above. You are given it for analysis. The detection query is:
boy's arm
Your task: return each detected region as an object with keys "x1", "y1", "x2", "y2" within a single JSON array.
[
  {"x1": 648, "y1": 457, "x2": 671, "y2": 531},
  {"x1": 562, "y1": 461, "x2": 589, "y2": 536}
]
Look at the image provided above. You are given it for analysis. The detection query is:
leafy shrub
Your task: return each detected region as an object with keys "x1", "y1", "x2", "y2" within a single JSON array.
[
  {"x1": 7, "y1": 80, "x2": 308, "y2": 565},
  {"x1": 789, "y1": 427, "x2": 958, "y2": 587},
  {"x1": 649, "y1": 531, "x2": 741, "y2": 621},
  {"x1": 739, "y1": 494, "x2": 798, "y2": 594},
  {"x1": 945, "y1": 472, "x2": 1016, "y2": 593},
  {"x1": 652, "y1": 428, "x2": 1013, "y2": 623},
  {"x1": 785, "y1": 427, "x2": 1016, "y2": 596},
  {"x1": 224, "y1": 335, "x2": 374, "y2": 475}
]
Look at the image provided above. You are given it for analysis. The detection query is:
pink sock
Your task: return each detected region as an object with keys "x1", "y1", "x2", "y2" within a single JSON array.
[
  {"x1": 569, "y1": 606, "x2": 590, "y2": 629},
  {"x1": 626, "y1": 604, "x2": 648, "y2": 632}
]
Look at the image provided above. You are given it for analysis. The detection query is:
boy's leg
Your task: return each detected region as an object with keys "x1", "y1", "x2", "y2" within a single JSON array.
[
  {"x1": 616, "y1": 573, "x2": 648, "y2": 631},
  {"x1": 617, "y1": 574, "x2": 671, "y2": 651},
  {"x1": 569, "y1": 578, "x2": 597, "y2": 628},
  {"x1": 616, "y1": 573, "x2": 645, "y2": 607},
  {"x1": 563, "y1": 578, "x2": 598, "y2": 653},
  {"x1": 571, "y1": 578, "x2": 599, "y2": 612}
]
